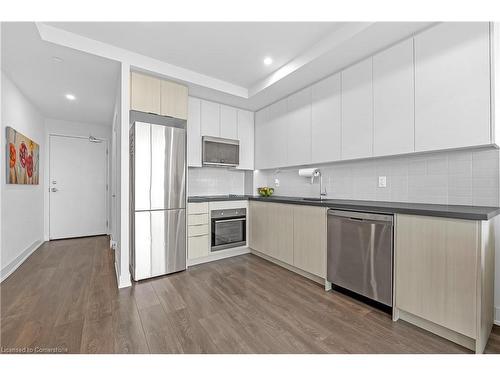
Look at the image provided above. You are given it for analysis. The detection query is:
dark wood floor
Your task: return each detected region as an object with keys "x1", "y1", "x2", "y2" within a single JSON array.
[{"x1": 1, "y1": 235, "x2": 499, "y2": 354}]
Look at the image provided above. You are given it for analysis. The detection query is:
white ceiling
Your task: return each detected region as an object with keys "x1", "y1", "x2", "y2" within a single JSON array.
[
  {"x1": 3, "y1": 22, "x2": 437, "y2": 116},
  {"x1": 39, "y1": 21, "x2": 435, "y2": 111},
  {"x1": 47, "y1": 22, "x2": 345, "y2": 88},
  {"x1": 1, "y1": 22, "x2": 120, "y2": 126}
]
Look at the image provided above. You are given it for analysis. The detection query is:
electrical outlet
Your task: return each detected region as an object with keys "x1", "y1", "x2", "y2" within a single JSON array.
[
  {"x1": 274, "y1": 178, "x2": 280, "y2": 187},
  {"x1": 378, "y1": 176, "x2": 387, "y2": 188}
]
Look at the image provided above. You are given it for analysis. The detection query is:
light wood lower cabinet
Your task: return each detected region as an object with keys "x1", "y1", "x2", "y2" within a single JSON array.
[
  {"x1": 249, "y1": 201, "x2": 326, "y2": 279},
  {"x1": 394, "y1": 214, "x2": 495, "y2": 353},
  {"x1": 293, "y1": 205, "x2": 327, "y2": 278},
  {"x1": 187, "y1": 203, "x2": 209, "y2": 260}
]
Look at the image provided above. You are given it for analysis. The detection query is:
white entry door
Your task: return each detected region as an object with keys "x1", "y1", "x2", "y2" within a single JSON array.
[{"x1": 49, "y1": 135, "x2": 107, "y2": 239}]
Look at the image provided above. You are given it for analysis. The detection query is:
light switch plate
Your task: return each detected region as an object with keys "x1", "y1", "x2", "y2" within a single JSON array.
[{"x1": 378, "y1": 176, "x2": 387, "y2": 188}]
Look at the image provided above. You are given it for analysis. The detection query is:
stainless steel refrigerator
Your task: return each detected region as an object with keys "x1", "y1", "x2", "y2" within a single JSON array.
[{"x1": 130, "y1": 112, "x2": 186, "y2": 281}]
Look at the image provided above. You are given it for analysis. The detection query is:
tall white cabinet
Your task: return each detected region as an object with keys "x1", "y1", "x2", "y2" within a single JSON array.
[
  {"x1": 341, "y1": 58, "x2": 373, "y2": 160},
  {"x1": 237, "y1": 109, "x2": 255, "y2": 170},
  {"x1": 187, "y1": 97, "x2": 202, "y2": 167},
  {"x1": 200, "y1": 100, "x2": 220, "y2": 137},
  {"x1": 414, "y1": 22, "x2": 491, "y2": 151},
  {"x1": 266, "y1": 99, "x2": 288, "y2": 169},
  {"x1": 220, "y1": 105, "x2": 238, "y2": 139},
  {"x1": 311, "y1": 73, "x2": 342, "y2": 164},
  {"x1": 373, "y1": 38, "x2": 415, "y2": 156},
  {"x1": 287, "y1": 87, "x2": 312, "y2": 166}
]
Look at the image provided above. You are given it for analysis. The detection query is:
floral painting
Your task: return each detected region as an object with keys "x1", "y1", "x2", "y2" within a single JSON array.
[{"x1": 6, "y1": 127, "x2": 39, "y2": 185}]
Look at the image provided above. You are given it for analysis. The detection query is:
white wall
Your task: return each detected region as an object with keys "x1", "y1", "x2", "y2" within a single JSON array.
[
  {"x1": 188, "y1": 167, "x2": 246, "y2": 196},
  {"x1": 1, "y1": 72, "x2": 45, "y2": 280},
  {"x1": 43, "y1": 118, "x2": 112, "y2": 241},
  {"x1": 254, "y1": 148, "x2": 500, "y2": 207},
  {"x1": 110, "y1": 74, "x2": 122, "y2": 284}
]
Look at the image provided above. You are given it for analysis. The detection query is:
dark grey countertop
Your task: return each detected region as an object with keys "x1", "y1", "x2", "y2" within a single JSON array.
[{"x1": 188, "y1": 195, "x2": 500, "y2": 220}]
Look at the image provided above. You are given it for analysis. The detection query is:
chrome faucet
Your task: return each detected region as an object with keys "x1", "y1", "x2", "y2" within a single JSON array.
[{"x1": 315, "y1": 171, "x2": 328, "y2": 200}]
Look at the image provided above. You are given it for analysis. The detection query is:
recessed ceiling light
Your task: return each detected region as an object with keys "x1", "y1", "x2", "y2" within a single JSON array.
[
  {"x1": 52, "y1": 56, "x2": 63, "y2": 63},
  {"x1": 65, "y1": 94, "x2": 76, "y2": 101},
  {"x1": 263, "y1": 57, "x2": 273, "y2": 66}
]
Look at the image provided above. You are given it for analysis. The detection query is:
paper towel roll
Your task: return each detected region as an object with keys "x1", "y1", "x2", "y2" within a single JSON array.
[
  {"x1": 299, "y1": 168, "x2": 319, "y2": 183},
  {"x1": 298, "y1": 168, "x2": 318, "y2": 178}
]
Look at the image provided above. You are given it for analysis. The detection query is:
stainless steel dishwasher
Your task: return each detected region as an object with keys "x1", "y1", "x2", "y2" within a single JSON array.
[{"x1": 327, "y1": 210, "x2": 393, "y2": 308}]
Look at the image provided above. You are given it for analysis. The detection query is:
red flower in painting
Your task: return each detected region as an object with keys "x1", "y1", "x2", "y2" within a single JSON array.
[
  {"x1": 19, "y1": 142, "x2": 27, "y2": 168},
  {"x1": 9, "y1": 143, "x2": 16, "y2": 168},
  {"x1": 26, "y1": 154, "x2": 33, "y2": 178}
]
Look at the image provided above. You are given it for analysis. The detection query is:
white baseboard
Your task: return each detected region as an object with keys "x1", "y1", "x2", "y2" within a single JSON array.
[
  {"x1": 0, "y1": 240, "x2": 43, "y2": 282},
  {"x1": 187, "y1": 246, "x2": 250, "y2": 267},
  {"x1": 494, "y1": 307, "x2": 500, "y2": 326},
  {"x1": 113, "y1": 259, "x2": 131, "y2": 289}
]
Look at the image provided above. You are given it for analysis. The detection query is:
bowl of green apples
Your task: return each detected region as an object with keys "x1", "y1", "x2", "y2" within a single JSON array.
[{"x1": 257, "y1": 187, "x2": 274, "y2": 197}]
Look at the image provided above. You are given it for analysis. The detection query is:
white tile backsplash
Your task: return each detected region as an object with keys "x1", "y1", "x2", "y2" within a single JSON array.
[
  {"x1": 253, "y1": 148, "x2": 500, "y2": 206},
  {"x1": 188, "y1": 167, "x2": 246, "y2": 196}
]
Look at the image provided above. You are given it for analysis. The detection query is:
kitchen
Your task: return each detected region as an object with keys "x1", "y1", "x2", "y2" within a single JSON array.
[
  {"x1": 1, "y1": 13, "x2": 500, "y2": 371},
  {"x1": 129, "y1": 21, "x2": 500, "y2": 354}
]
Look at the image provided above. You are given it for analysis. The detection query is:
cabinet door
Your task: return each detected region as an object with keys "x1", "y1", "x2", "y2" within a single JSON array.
[
  {"x1": 266, "y1": 99, "x2": 288, "y2": 168},
  {"x1": 311, "y1": 73, "x2": 342, "y2": 163},
  {"x1": 200, "y1": 100, "x2": 220, "y2": 137},
  {"x1": 130, "y1": 72, "x2": 161, "y2": 114},
  {"x1": 287, "y1": 87, "x2": 312, "y2": 166},
  {"x1": 341, "y1": 58, "x2": 373, "y2": 160},
  {"x1": 160, "y1": 80, "x2": 188, "y2": 120},
  {"x1": 293, "y1": 206, "x2": 327, "y2": 277},
  {"x1": 237, "y1": 109, "x2": 254, "y2": 170},
  {"x1": 395, "y1": 214, "x2": 478, "y2": 338},
  {"x1": 268, "y1": 203, "x2": 294, "y2": 264},
  {"x1": 249, "y1": 201, "x2": 269, "y2": 254},
  {"x1": 254, "y1": 107, "x2": 269, "y2": 170},
  {"x1": 220, "y1": 105, "x2": 238, "y2": 139},
  {"x1": 188, "y1": 235, "x2": 209, "y2": 259},
  {"x1": 414, "y1": 22, "x2": 491, "y2": 151},
  {"x1": 373, "y1": 39, "x2": 415, "y2": 156},
  {"x1": 187, "y1": 97, "x2": 202, "y2": 167}
]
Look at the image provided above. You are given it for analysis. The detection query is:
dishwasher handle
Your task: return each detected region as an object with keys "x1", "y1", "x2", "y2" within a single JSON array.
[{"x1": 328, "y1": 209, "x2": 393, "y2": 223}]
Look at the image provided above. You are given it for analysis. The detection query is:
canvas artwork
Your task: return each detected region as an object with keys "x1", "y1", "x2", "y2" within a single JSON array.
[{"x1": 6, "y1": 126, "x2": 40, "y2": 185}]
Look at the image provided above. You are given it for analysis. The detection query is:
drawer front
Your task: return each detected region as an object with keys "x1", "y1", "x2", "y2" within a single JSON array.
[
  {"x1": 188, "y1": 234, "x2": 209, "y2": 259},
  {"x1": 188, "y1": 224, "x2": 209, "y2": 237},
  {"x1": 188, "y1": 202, "x2": 209, "y2": 214},
  {"x1": 188, "y1": 213, "x2": 209, "y2": 225}
]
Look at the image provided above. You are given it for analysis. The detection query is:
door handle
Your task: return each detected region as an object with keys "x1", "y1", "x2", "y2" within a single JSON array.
[{"x1": 51, "y1": 187, "x2": 58, "y2": 192}]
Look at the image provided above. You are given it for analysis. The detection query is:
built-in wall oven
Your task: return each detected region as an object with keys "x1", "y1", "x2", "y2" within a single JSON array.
[{"x1": 211, "y1": 208, "x2": 246, "y2": 251}]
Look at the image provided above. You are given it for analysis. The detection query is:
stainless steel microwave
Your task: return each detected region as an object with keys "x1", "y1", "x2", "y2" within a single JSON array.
[{"x1": 202, "y1": 136, "x2": 239, "y2": 167}]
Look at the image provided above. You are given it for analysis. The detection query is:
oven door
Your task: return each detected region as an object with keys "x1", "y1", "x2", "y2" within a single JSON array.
[{"x1": 211, "y1": 216, "x2": 246, "y2": 251}]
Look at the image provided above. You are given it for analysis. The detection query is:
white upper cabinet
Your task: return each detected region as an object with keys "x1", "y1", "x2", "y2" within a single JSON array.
[
  {"x1": 187, "y1": 97, "x2": 202, "y2": 167},
  {"x1": 414, "y1": 22, "x2": 491, "y2": 151},
  {"x1": 200, "y1": 100, "x2": 220, "y2": 137},
  {"x1": 287, "y1": 87, "x2": 312, "y2": 166},
  {"x1": 373, "y1": 38, "x2": 415, "y2": 157},
  {"x1": 267, "y1": 99, "x2": 288, "y2": 168},
  {"x1": 311, "y1": 73, "x2": 342, "y2": 163},
  {"x1": 237, "y1": 109, "x2": 254, "y2": 170},
  {"x1": 254, "y1": 107, "x2": 269, "y2": 170},
  {"x1": 341, "y1": 58, "x2": 374, "y2": 160},
  {"x1": 220, "y1": 105, "x2": 238, "y2": 139}
]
